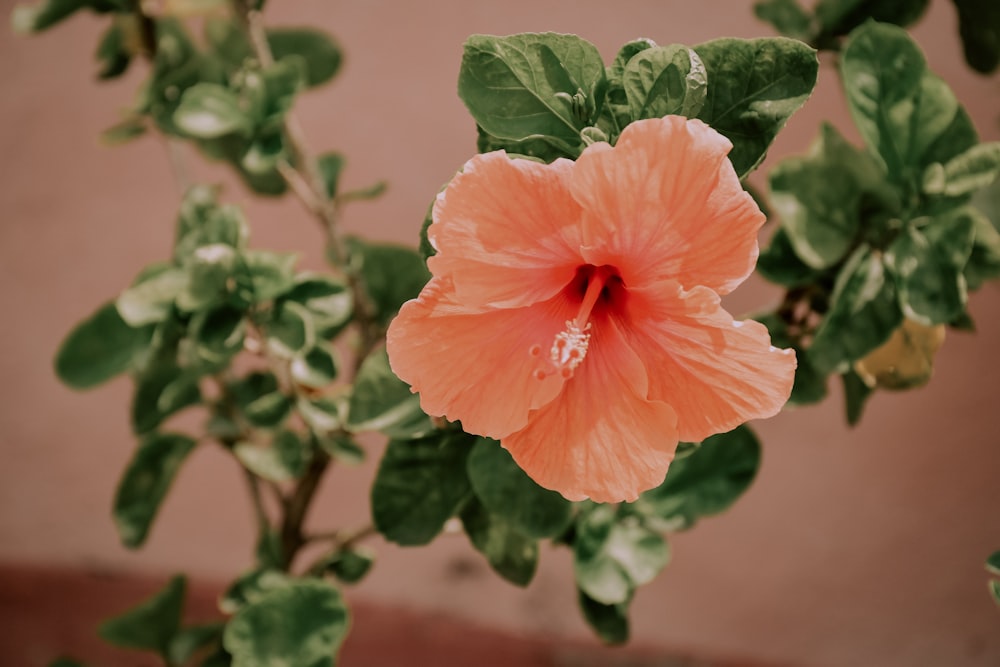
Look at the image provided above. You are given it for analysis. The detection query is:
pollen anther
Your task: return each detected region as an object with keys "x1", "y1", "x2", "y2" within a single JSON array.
[{"x1": 551, "y1": 321, "x2": 591, "y2": 371}]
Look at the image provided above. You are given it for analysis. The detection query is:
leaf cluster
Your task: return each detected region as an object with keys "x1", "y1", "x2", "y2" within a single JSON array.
[{"x1": 755, "y1": 21, "x2": 1000, "y2": 423}]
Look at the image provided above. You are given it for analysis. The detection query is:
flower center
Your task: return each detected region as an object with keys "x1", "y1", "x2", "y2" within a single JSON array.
[{"x1": 530, "y1": 265, "x2": 621, "y2": 380}]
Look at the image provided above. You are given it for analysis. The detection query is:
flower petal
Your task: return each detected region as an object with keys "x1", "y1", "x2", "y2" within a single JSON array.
[
  {"x1": 571, "y1": 116, "x2": 765, "y2": 295},
  {"x1": 621, "y1": 281, "x2": 796, "y2": 443},
  {"x1": 502, "y1": 316, "x2": 679, "y2": 503},
  {"x1": 386, "y1": 277, "x2": 573, "y2": 439},
  {"x1": 428, "y1": 152, "x2": 584, "y2": 309}
]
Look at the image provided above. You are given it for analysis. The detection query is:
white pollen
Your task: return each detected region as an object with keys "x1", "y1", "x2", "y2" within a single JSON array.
[{"x1": 550, "y1": 321, "x2": 590, "y2": 371}]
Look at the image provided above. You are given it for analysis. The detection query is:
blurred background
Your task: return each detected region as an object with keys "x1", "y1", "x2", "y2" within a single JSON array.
[{"x1": 1, "y1": 0, "x2": 999, "y2": 665}]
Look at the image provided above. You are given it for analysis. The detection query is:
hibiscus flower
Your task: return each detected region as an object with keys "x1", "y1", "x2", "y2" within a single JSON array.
[{"x1": 386, "y1": 115, "x2": 795, "y2": 503}]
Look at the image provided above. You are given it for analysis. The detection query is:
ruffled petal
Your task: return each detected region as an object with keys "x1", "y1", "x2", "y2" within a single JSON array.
[
  {"x1": 620, "y1": 281, "x2": 796, "y2": 443},
  {"x1": 386, "y1": 277, "x2": 574, "y2": 439},
  {"x1": 571, "y1": 116, "x2": 765, "y2": 295},
  {"x1": 501, "y1": 316, "x2": 679, "y2": 503},
  {"x1": 428, "y1": 152, "x2": 585, "y2": 309}
]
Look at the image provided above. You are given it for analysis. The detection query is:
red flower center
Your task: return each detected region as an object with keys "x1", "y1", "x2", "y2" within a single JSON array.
[{"x1": 530, "y1": 264, "x2": 624, "y2": 381}]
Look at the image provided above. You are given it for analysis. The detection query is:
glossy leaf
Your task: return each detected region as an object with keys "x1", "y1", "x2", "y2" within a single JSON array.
[
  {"x1": 55, "y1": 301, "x2": 150, "y2": 389},
  {"x1": 694, "y1": 37, "x2": 818, "y2": 177},
  {"x1": 623, "y1": 44, "x2": 707, "y2": 120},
  {"x1": 638, "y1": 425, "x2": 761, "y2": 527},
  {"x1": 371, "y1": 430, "x2": 474, "y2": 545},
  {"x1": 841, "y1": 22, "x2": 959, "y2": 180},
  {"x1": 458, "y1": 33, "x2": 606, "y2": 149},
  {"x1": 348, "y1": 347, "x2": 433, "y2": 438},
  {"x1": 99, "y1": 575, "x2": 185, "y2": 654},
  {"x1": 113, "y1": 433, "x2": 197, "y2": 548},
  {"x1": 810, "y1": 246, "x2": 902, "y2": 374},
  {"x1": 466, "y1": 438, "x2": 572, "y2": 539},
  {"x1": 460, "y1": 497, "x2": 538, "y2": 587},
  {"x1": 223, "y1": 579, "x2": 348, "y2": 667}
]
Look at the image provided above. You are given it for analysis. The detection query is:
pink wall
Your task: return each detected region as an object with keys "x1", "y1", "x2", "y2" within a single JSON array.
[{"x1": 1, "y1": 1, "x2": 999, "y2": 665}]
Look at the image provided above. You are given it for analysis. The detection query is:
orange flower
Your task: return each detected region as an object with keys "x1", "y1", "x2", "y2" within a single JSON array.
[{"x1": 387, "y1": 116, "x2": 795, "y2": 503}]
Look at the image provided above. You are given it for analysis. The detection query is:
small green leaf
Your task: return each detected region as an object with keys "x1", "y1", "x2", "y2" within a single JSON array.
[
  {"x1": 990, "y1": 580, "x2": 1000, "y2": 607},
  {"x1": 243, "y1": 391, "x2": 291, "y2": 429},
  {"x1": 55, "y1": 301, "x2": 151, "y2": 389},
  {"x1": 264, "y1": 301, "x2": 313, "y2": 358},
  {"x1": 574, "y1": 505, "x2": 669, "y2": 605},
  {"x1": 234, "y1": 430, "x2": 307, "y2": 483},
  {"x1": 638, "y1": 425, "x2": 761, "y2": 527},
  {"x1": 189, "y1": 306, "x2": 245, "y2": 368},
  {"x1": 95, "y1": 20, "x2": 131, "y2": 80},
  {"x1": 317, "y1": 152, "x2": 345, "y2": 198},
  {"x1": 346, "y1": 237, "x2": 430, "y2": 327},
  {"x1": 694, "y1": 37, "x2": 818, "y2": 177},
  {"x1": 886, "y1": 213, "x2": 974, "y2": 325},
  {"x1": 283, "y1": 273, "x2": 352, "y2": 339},
  {"x1": 371, "y1": 430, "x2": 475, "y2": 545},
  {"x1": 132, "y1": 366, "x2": 201, "y2": 434},
  {"x1": 348, "y1": 346, "x2": 433, "y2": 439},
  {"x1": 842, "y1": 369, "x2": 874, "y2": 426},
  {"x1": 223, "y1": 579, "x2": 348, "y2": 667},
  {"x1": 809, "y1": 246, "x2": 902, "y2": 374},
  {"x1": 458, "y1": 33, "x2": 607, "y2": 150},
  {"x1": 324, "y1": 548, "x2": 375, "y2": 584},
  {"x1": 814, "y1": 0, "x2": 929, "y2": 40},
  {"x1": 267, "y1": 28, "x2": 342, "y2": 88},
  {"x1": 177, "y1": 244, "x2": 238, "y2": 312},
  {"x1": 578, "y1": 590, "x2": 629, "y2": 645},
  {"x1": 789, "y1": 348, "x2": 829, "y2": 406},
  {"x1": 174, "y1": 83, "x2": 252, "y2": 139},
  {"x1": 757, "y1": 228, "x2": 825, "y2": 287},
  {"x1": 113, "y1": 433, "x2": 197, "y2": 548},
  {"x1": 987, "y1": 551, "x2": 1000, "y2": 576},
  {"x1": 965, "y1": 206, "x2": 1000, "y2": 290},
  {"x1": 220, "y1": 569, "x2": 293, "y2": 615},
  {"x1": 99, "y1": 575, "x2": 186, "y2": 655},
  {"x1": 460, "y1": 497, "x2": 539, "y2": 587},
  {"x1": 623, "y1": 45, "x2": 707, "y2": 120},
  {"x1": 235, "y1": 250, "x2": 298, "y2": 304},
  {"x1": 12, "y1": 0, "x2": 127, "y2": 34},
  {"x1": 291, "y1": 343, "x2": 338, "y2": 389},
  {"x1": 466, "y1": 438, "x2": 572, "y2": 539},
  {"x1": 297, "y1": 396, "x2": 342, "y2": 435},
  {"x1": 753, "y1": 0, "x2": 813, "y2": 41},
  {"x1": 924, "y1": 142, "x2": 1000, "y2": 198},
  {"x1": 117, "y1": 268, "x2": 187, "y2": 327}
]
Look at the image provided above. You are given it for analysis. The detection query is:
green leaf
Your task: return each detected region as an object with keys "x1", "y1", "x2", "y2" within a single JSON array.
[
  {"x1": 324, "y1": 548, "x2": 375, "y2": 584},
  {"x1": 348, "y1": 347, "x2": 433, "y2": 438},
  {"x1": 637, "y1": 425, "x2": 760, "y2": 527},
  {"x1": 99, "y1": 575, "x2": 186, "y2": 655},
  {"x1": 234, "y1": 430, "x2": 307, "y2": 483},
  {"x1": 965, "y1": 206, "x2": 1000, "y2": 290},
  {"x1": 95, "y1": 20, "x2": 131, "y2": 80},
  {"x1": 789, "y1": 348, "x2": 829, "y2": 406},
  {"x1": 175, "y1": 195, "x2": 250, "y2": 262},
  {"x1": 574, "y1": 504, "x2": 669, "y2": 605},
  {"x1": 296, "y1": 396, "x2": 342, "y2": 435},
  {"x1": 693, "y1": 37, "x2": 818, "y2": 177},
  {"x1": 578, "y1": 590, "x2": 629, "y2": 645},
  {"x1": 990, "y1": 580, "x2": 1000, "y2": 607},
  {"x1": 223, "y1": 579, "x2": 348, "y2": 667},
  {"x1": 924, "y1": 142, "x2": 1000, "y2": 198},
  {"x1": 346, "y1": 237, "x2": 430, "y2": 327},
  {"x1": 243, "y1": 391, "x2": 291, "y2": 429},
  {"x1": 753, "y1": 0, "x2": 813, "y2": 41},
  {"x1": 770, "y1": 157, "x2": 860, "y2": 270},
  {"x1": 952, "y1": 0, "x2": 1000, "y2": 74},
  {"x1": 371, "y1": 430, "x2": 475, "y2": 545},
  {"x1": 283, "y1": 273, "x2": 352, "y2": 338},
  {"x1": 841, "y1": 22, "x2": 959, "y2": 180},
  {"x1": 177, "y1": 244, "x2": 238, "y2": 312},
  {"x1": 189, "y1": 306, "x2": 245, "y2": 368},
  {"x1": 132, "y1": 366, "x2": 202, "y2": 434},
  {"x1": 458, "y1": 33, "x2": 607, "y2": 149},
  {"x1": 317, "y1": 152, "x2": 345, "y2": 198},
  {"x1": 466, "y1": 438, "x2": 572, "y2": 539},
  {"x1": 460, "y1": 497, "x2": 538, "y2": 587},
  {"x1": 842, "y1": 369, "x2": 874, "y2": 426},
  {"x1": 987, "y1": 551, "x2": 1000, "y2": 576},
  {"x1": 235, "y1": 250, "x2": 298, "y2": 304},
  {"x1": 113, "y1": 433, "x2": 197, "y2": 548},
  {"x1": 220, "y1": 569, "x2": 293, "y2": 615},
  {"x1": 264, "y1": 301, "x2": 313, "y2": 358},
  {"x1": 814, "y1": 0, "x2": 929, "y2": 39},
  {"x1": 55, "y1": 301, "x2": 151, "y2": 389},
  {"x1": 757, "y1": 228, "x2": 825, "y2": 287},
  {"x1": 809, "y1": 246, "x2": 902, "y2": 374},
  {"x1": 174, "y1": 83, "x2": 253, "y2": 139},
  {"x1": 291, "y1": 343, "x2": 338, "y2": 389},
  {"x1": 267, "y1": 28, "x2": 342, "y2": 88},
  {"x1": 623, "y1": 45, "x2": 707, "y2": 120},
  {"x1": 116, "y1": 268, "x2": 187, "y2": 327},
  {"x1": 886, "y1": 213, "x2": 974, "y2": 325},
  {"x1": 167, "y1": 623, "x2": 225, "y2": 667}
]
